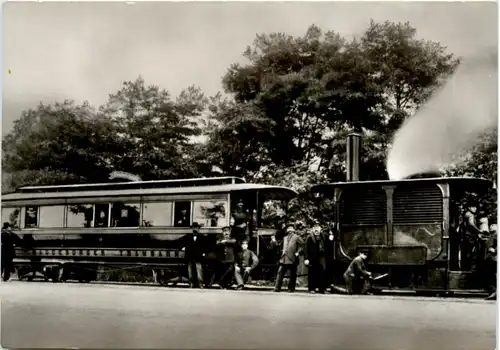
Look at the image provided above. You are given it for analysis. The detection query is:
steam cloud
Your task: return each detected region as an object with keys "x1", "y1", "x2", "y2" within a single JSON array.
[{"x1": 387, "y1": 50, "x2": 498, "y2": 180}]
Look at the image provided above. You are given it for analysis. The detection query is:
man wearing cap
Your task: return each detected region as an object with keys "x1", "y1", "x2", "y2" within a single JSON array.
[
  {"x1": 343, "y1": 251, "x2": 373, "y2": 295},
  {"x1": 460, "y1": 199, "x2": 483, "y2": 271},
  {"x1": 234, "y1": 240, "x2": 259, "y2": 290},
  {"x1": 180, "y1": 222, "x2": 207, "y2": 288},
  {"x1": 212, "y1": 226, "x2": 239, "y2": 289},
  {"x1": 273, "y1": 225, "x2": 304, "y2": 293}
]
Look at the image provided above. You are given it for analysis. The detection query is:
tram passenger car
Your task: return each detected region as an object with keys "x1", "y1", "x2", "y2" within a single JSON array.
[
  {"x1": 312, "y1": 134, "x2": 495, "y2": 295},
  {"x1": 1, "y1": 176, "x2": 297, "y2": 284}
]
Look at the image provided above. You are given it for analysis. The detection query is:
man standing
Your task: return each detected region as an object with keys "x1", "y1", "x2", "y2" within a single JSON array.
[
  {"x1": 343, "y1": 251, "x2": 373, "y2": 295},
  {"x1": 231, "y1": 200, "x2": 249, "y2": 242},
  {"x1": 180, "y1": 222, "x2": 206, "y2": 288},
  {"x1": 234, "y1": 240, "x2": 259, "y2": 290},
  {"x1": 461, "y1": 199, "x2": 483, "y2": 271},
  {"x1": 305, "y1": 224, "x2": 327, "y2": 294},
  {"x1": 2, "y1": 223, "x2": 21, "y2": 282},
  {"x1": 213, "y1": 226, "x2": 238, "y2": 289},
  {"x1": 273, "y1": 226, "x2": 303, "y2": 293}
]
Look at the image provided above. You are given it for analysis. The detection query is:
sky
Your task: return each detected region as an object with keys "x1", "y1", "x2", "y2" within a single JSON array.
[{"x1": 2, "y1": 1, "x2": 498, "y2": 135}]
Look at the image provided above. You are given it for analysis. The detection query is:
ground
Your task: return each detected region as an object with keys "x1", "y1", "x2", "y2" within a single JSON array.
[{"x1": 1, "y1": 282, "x2": 496, "y2": 350}]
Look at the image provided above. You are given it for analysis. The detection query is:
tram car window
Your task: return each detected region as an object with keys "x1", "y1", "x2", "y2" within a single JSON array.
[
  {"x1": 67, "y1": 204, "x2": 94, "y2": 228},
  {"x1": 142, "y1": 202, "x2": 173, "y2": 227},
  {"x1": 39, "y1": 205, "x2": 65, "y2": 228},
  {"x1": 24, "y1": 206, "x2": 39, "y2": 228},
  {"x1": 111, "y1": 202, "x2": 140, "y2": 227},
  {"x1": 174, "y1": 201, "x2": 191, "y2": 227},
  {"x1": 94, "y1": 204, "x2": 110, "y2": 228},
  {"x1": 1, "y1": 207, "x2": 21, "y2": 229},
  {"x1": 192, "y1": 200, "x2": 227, "y2": 227}
]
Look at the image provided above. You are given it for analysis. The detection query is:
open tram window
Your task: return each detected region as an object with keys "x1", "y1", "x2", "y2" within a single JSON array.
[
  {"x1": 111, "y1": 202, "x2": 140, "y2": 227},
  {"x1": 24, "y1": 206, "x2": 39, "y2": 228},
  {"x1": 192, "y1": 200, "x2": 227, "y2": 227},
  {"x1": 39, "y1": 205, "x2": 65, "y2": 228},
  {"x1": 174, "y1": 201, "x2": 191, "y2": 227},
  {"x1": 230, "y1": 194, "x2": 256, "y2": 227},
  {"x1": 94, "y1": 204, "x2": 110, "y2": 228},
  {"x1": 259, "y1": 199, "x2": 286, "y2": 229},
  {"x1": 1, "y1": 207, "x2": 21, "y2": 228},
  {"x1": 67, "y1": 204, "x2": 94, "y2": 228},
  {"x1": 142, "y1": 202, "x2": 173, "y2": 227}
]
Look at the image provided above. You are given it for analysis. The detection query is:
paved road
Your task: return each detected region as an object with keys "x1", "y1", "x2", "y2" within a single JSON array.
[{"x1": 1, "y1": 282, "x2": 497, "y2": 350}]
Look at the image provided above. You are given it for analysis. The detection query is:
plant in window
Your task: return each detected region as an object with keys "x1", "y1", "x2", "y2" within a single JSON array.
[
  {"x1": 68, "y1": 204, "x2": 94, "y2": 228},
  {"x1": 8, "y1": 209, "x2": 20, "y2": 228},
  {"x1": 201, "y1": 202, "x2": 226, "y2": 227}
]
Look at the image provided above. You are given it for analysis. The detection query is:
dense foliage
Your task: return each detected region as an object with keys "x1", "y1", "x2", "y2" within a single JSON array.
[{"x1": 2, "y1": 20, "x2": 496, "y2": 221}]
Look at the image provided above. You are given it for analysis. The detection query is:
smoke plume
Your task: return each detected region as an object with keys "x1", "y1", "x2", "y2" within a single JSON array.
[{"x1": 387, "y1": 50, "x2": 498, "y2": 180}]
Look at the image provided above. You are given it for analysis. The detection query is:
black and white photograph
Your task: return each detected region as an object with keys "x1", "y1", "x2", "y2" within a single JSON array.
[{"x1": 1, "y1": 1, "x2": 498, "y2": 349}]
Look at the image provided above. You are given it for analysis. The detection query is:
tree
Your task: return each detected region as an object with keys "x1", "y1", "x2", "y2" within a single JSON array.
[
  {"x1": 100, "y1": 77, "x2": 207, "y2": 180},
  {"x1": 361, "y1": 20, "x2": 459, "y2": 135},
  {"x1": 2, "y1": 78, "x2": 211, "y2": 192},
  {"x1": 442, "y1": 128, "x2": 497, "y2": 220},
  {"x1": 2, "y1": 100, "x2": 123, "y2": 191},
  {"x1": 203, "y1": 98, "x2": 275, "y2": 178}
]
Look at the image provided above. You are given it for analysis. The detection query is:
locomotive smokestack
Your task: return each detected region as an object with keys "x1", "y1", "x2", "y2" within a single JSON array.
[{"x1": 346, "y1": 133, "x2": 361, "y2": 182}]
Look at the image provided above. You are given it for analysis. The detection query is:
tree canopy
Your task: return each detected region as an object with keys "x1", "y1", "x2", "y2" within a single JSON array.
[{"x1": 213, "y1": 21, "x2": 460, "y2": 180}]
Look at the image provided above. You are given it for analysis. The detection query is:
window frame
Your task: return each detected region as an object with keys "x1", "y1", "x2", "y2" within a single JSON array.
[
  {"x1": 172, "y1": 200, "x2": 193, "y2": 228},
  {"x1": 141, "y1": 201, "x2": 174, "y2": 228},
  {"x1": 23, "y1": 205, "x2": 40, "y2": 229},
  {"x1": 66, "y1": 203, "x2": 95, "y2": 228},
  {"x1": 38, "y1": 205, "x2": 66, "y2": 229},
  {"x1": 110, "y1": 201, "x2": 142, "y2": 228},
  {"x1": 192, "y1": 199, "x2": 229, "y2": 228},
  {"x1": 1, "y1": 207, "x2": 22, "y2": 229}
]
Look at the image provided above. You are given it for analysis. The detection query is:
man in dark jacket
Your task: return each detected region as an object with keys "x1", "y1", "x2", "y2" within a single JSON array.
[
  {"x1": 343, "y1": 251, "x2": 373, "y2": 295},
  {"x1": 180, "y1": 222, "x2": 206, "y2": 288},
  {"x1": 461, "y1": 199, "x2": 483, "y2": 271},
  {"x1": 231, "y1": 200, "x2": 250, "y2": 242},
  {"x1": 273, "y1": 226, "x2": 304, "y2": 293},
  {"x1": 2, "y1": 223, "x2": 22, "y2": 281},
  {"x1": 213, "y1": 226, "x2": 238, "y2": 289},
  {"x1": 234, "y1": 240, "x2": 259, "y2": 290},
  {"x1": 305, "y1": 224, "x2": 327, "y2": 294}
]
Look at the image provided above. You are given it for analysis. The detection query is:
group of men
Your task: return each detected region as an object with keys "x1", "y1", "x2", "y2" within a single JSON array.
[
  {"x1": 179, "y1": 223, "x2": 259, "y2": 290},
  {"x1": 272, "y1": 224, "x2": 372, "y2": 295},
  {"x1": 179, "y1": 222, "x2": 373, "y2": 295}
]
